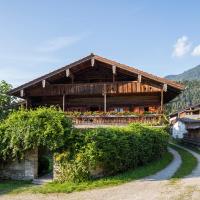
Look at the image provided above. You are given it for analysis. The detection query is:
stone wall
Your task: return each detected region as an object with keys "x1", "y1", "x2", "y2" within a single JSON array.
[{"x1": 0, "y1": 148, "x2": 38, "y2": 180}]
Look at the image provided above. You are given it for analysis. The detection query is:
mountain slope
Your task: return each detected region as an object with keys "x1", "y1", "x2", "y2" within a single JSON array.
[
  {"x1": 165, "y1": 80, "x2": 200, "y2": 114},
  {"x1": 165, "y1": 65, "x2": 200, "y2": 81},
  {"x1": 164, "y1": 64, "x2": 200, "y2": 114}
]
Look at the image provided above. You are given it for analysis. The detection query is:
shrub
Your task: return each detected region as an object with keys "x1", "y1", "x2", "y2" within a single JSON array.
[
  {"x1": 55, "y1": 124, "x2": 169, "y2": 182},
  {"x1": 0, "y1": 107, "x2": 72, "y2": 161}
]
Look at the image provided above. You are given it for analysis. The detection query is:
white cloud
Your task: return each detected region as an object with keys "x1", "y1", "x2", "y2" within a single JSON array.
[
  {"x1": 191, "y1": 45, "x2": 200, "y2": 56},
  {"x1": 37, "y1": 35, "x2": 84, "y2": 53},
  {"x1": 172, "y1": 36, "x2": 191, "y2": 57}
]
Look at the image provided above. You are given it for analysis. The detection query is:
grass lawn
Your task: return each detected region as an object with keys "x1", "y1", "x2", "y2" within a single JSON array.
[
  {"x1": 0, "y1": 180, "x2": 32, "y2": 194},
  {"x1": 170, "y1": 144, "x2": 198, "y2": 178},
  {"x1": 1, "y1": 151, "x2": 173, "y2": 194},
  {"x1": 177, "y1": 142, "x2": 200, "y2": 154}
]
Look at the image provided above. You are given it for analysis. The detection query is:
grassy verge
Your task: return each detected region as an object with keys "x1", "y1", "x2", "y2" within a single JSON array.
[
  {"x1": 0, "y1": 180, "x2": 32, "y2": 194},
  {"x1": 5, "y1": 151, "x2": 173, "y2": 194},
  {"x1": 170, "y1": 144, "x2": 197, "y2": 178},
  {"x1": 176, "y1": 141, "x2": 200, "y2": 154}
]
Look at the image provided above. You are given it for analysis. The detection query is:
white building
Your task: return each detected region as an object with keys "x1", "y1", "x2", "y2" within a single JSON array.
[
  {"x1": 172, "y1": 119, "x2": 187, "y2": 139},
  {"x1": 172, "y1": 118, "x2": 200, "y2": 139}
]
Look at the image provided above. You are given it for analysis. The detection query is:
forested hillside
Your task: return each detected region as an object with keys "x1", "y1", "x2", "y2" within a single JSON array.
[
  {"x1": 165, "y1": 81, "x2": 200, "y2": 114},
  {"x1": 166, "y1": 65, "x2": 200, "y2": 81},
  {"x1": 165, "y1": 64, "x2": 200, "y2": 114}
]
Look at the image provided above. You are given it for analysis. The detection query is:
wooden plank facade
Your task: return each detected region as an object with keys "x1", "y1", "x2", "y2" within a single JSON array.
[{"x1": 8, "y1": 53, "x2": 184, "y2": 115}]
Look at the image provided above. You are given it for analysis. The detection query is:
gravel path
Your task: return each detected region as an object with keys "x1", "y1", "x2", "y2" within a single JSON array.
[{"x1": 0, "y1": 147, "x2": 183, "y2": 200}]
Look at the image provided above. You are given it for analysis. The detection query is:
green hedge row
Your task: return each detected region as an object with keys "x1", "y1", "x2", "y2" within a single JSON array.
[{"x1": 55, "y1": 124, "x2": 169, "y2": 182}]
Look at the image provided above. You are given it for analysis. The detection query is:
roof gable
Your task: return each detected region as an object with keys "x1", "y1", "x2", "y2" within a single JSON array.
[{"x1": 8, "y1": 53, "x2": 184, "y2": 96}]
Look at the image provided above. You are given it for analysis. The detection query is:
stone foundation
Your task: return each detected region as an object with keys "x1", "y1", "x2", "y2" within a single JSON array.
[{"x1": 0, "y1": 148, "x2": 38, "y2": 180}]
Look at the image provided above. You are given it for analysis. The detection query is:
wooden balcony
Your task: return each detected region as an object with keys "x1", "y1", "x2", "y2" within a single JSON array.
[{"x1": 29, "y1": 81, "x2": 161, "y2": 97}]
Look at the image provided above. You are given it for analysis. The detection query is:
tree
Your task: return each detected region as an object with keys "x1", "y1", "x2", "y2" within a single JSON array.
[
  {"x1": 165, "y1": 80, "x2": 200, "y2": 114},
  {"x1": 0, "y1": 80, "x2": 13, "y2": 120}
]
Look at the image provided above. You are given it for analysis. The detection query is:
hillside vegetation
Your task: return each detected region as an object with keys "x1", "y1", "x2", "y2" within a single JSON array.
[
  {"x1": 165, "y1": 64, "x2": 200, "y2": 114},
  {"x1": 166, "y1": 65, "x2": 200, "y2": 81},
  {"x1": 165, "y1": 80, "x2": 200, "y2": 114}
]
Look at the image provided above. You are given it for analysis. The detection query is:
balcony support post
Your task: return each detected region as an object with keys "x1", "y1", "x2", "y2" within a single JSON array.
[
  {"x1": 63, "y1": 94, "x2": 65, "y2": 112},
  {"x1": 160, "y1": 89, "x2": 164, "y2": 113},
  {"x1": 104, "y1": 93, "x2": 107, "y2": 112},
  {"x1": 137, "y1": 74, "x2": 142, "y2": 92},
  {"x1": 103, "y1": 84, "x2": 107, "y2": 112}
]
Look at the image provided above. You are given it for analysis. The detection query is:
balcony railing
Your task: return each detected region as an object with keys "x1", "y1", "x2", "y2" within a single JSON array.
[
  {"x1": 70, "y1": 114, "x2": 162, "y2": 125},
  {"x1": 30, "y1": 81, "x2": 161, "y2": 96}
]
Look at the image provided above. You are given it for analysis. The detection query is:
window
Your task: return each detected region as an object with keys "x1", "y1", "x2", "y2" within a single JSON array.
[{"x1": 115, "y1": 107, "x2": 124, "y2": 112}]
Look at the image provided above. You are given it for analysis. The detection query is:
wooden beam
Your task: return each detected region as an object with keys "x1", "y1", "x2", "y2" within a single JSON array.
[
  {"x1": 163, "y1": 83, "x2": 168, "y2": 92},
  {"x1": 137, "y1": 75, "x2": 142, "y2": 92},
  {"x1": 112, "y1": 65, "x2": 116, "y2": 74},
  {"x1": 20, "y1": 89, "x2": 24, "y2": 97},
  {"x1": 42, "y1": 80, "x2": 46, "y2": 88},
  {"x1": 62, "y1": 94, "x2": 65, "y2": 112},
  {"x1": 91, "y1": 58, "x2": 95, "y2": 67},
  {"x1": 112, "y1": 65, "x2": 116, "y2": 82},
  {"x1": 104, "y1": 93, "x2": 107, "y2": 112},
  {"x1": 25, "y1": 99, "x2": 28, "y2": 109},
  {"x1": 66, "y1": 69, "x2": 70, "y2": 77},
  {"x1": 138, "y1": 74, "x2": 142, "y2": 83},
  {"x1": 103, "y1": 84, "x2": 107, "y2": 112},
  {"x1": 160, "y1": 89, "x2": 164, "y2": 113},
  {"x1": 26, "y1": 98, "x2": 32, "y2": 109},
  {"x1": 66, "y1": 69, "x2": 74, "y2": 83}
]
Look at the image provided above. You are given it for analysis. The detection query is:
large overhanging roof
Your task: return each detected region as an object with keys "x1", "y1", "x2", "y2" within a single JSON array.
[{"x1": 8, "y1": 53, "x2": 184, "y2": 96}]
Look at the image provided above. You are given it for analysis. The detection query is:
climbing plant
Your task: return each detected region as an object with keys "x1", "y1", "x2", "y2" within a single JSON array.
[{"x1": 0, "y1": 107, "x2": 72, "y2": 162}]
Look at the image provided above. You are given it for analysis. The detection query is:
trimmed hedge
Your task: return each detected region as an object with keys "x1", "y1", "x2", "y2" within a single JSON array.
[
  {"x1": 0, "y1": 107, "x2": 72, "y2": 162},
  {"x1": 55, "y1": 124, "x2": 169, "y2": 182}
]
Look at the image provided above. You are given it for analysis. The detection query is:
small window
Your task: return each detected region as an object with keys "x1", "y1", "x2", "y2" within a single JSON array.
[
  {"x1": 115, "y1": 107, "x2": 124, "y2": 112},
  {"x1": 144, "y1": 107, "x2": 149, "y2": 112}
]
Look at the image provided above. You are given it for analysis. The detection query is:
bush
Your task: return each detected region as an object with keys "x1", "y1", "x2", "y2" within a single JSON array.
[
  {"x1": 0, "y1": 107, "x2": 72, "y2": 162},
  {"x1": 55, "y1": 124, "x2": 169, "y2": 182}
]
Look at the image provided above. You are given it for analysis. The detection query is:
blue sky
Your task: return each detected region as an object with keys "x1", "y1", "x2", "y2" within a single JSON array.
[{"x1": 0, "y1": 0, "x2": 200, "y2": 87}]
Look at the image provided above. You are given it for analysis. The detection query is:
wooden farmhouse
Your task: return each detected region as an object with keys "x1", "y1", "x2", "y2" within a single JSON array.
[
  {"x1": 8, "y1": 54, "x2": 184, "y2": 125},
  {"x1": 170, "y1": 103, "x2": 200, "y2": 124}
]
